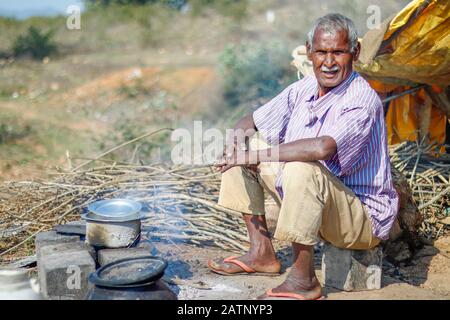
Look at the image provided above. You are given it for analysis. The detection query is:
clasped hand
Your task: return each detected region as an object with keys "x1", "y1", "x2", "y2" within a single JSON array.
[{"x1": 214, "y1": 140, "x2": 259, "y2": 173}]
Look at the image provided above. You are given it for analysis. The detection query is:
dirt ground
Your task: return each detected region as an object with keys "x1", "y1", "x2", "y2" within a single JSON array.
[{"x1": 140, "y1": 233, "x2": 450, "y2": 300}]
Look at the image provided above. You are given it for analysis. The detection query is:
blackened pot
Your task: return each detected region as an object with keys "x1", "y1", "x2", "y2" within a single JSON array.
[
  {"x1": 86, "y1": 256, "x2": 176, "y2": 300},
  {"x1": 86, "y1": 280, "x2": 177, "y2": 300}
]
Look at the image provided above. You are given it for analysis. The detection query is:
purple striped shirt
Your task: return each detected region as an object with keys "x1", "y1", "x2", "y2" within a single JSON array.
[{"x1": 253, "y1": 72, "x2": 399, "y2": 240}]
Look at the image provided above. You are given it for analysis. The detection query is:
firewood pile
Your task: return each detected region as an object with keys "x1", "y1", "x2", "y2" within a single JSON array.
[
  {"x1": 0, "y1": 136, "x2": 449, "y2": 265},
  {"x1": 389, "y1": 141, "x2": 450, "y2": 241}
]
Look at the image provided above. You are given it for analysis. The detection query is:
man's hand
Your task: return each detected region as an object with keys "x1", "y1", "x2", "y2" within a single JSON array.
[
  {"x1": 214, "y1": 145, "x2": 259, "y2": 174},
  {"x1": 216, "y1": 114, "x2": 259, "y2": 173}
]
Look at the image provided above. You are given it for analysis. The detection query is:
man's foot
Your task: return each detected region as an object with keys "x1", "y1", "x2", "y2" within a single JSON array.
[
  {"x1": 207, "y1": 251, "x2": 281, "y2": 275},
  {"x1": 257, "y1": 274, "x2": 323, "y2": 300}
]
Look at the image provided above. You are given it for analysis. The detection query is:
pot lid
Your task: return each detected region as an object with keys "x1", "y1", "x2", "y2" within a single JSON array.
[
  {"x1": 88, "y1": 199, "x2": 142, "y2": 217},
  {"x1": 88, "y1": 256, "x2": 167, "y2": 287},
  {"x1": 84, "y1": 199, "x2": 143, "y2": 222},
  {"x1": 81, "y1": 212, "x2": 144, "y2": 222}
]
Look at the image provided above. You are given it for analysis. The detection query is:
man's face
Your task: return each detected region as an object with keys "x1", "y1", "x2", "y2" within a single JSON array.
[{"x1": 307, "y1": 28, "x2": 360, "y2": 93}]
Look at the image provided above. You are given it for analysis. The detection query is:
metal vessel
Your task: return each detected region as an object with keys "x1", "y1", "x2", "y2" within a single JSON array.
[
  {"x1": 86, "y1": 256, "x2": 176, "y2": 300},
  {"x1": 82, "y1": 199, "x2": 144, "y2": 248}
]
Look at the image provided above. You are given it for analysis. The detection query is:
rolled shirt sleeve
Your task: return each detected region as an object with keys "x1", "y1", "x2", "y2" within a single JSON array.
[
  {"x1": 322, "y1": 105, "x2": 375, "y2": 176},
  {"x1": 253, "y1": 82, "x2": 299, "y2": 145}
]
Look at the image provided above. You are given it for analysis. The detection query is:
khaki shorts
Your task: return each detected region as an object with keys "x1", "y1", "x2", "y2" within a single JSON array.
[{"x1": 218, "y1": 150, "x2": 380, "y2": 250}]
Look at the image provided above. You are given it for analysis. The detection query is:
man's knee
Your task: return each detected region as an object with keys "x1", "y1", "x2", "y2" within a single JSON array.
[
  {"x1": 221, "y1": 166, "x2": 244, "y2": 192},
  {"x1": 222, "y1": 165, "x2": 243, "y2": 179},
  {"x1": 220, "y1": 166, "x2": 259, "y2": 194},
  {"x1": 219, "y1": 166, "x2": 265, "y2": 215},
  {"x1": 282, "y1": 161, "x2": 319, "y2": 186}
]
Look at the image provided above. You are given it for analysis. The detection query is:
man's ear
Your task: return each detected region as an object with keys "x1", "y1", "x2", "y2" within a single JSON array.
[
  {"x1": 353, "y1": 41, "x2": 361, "y2": 62},
  {"x1": 306, "y1": 42, "x2": 312, "y2": 61}
]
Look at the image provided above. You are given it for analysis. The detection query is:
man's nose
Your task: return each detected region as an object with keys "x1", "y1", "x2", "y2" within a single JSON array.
[{"x1": 324, "y1": 53, "x2": 335, "y2": 66}]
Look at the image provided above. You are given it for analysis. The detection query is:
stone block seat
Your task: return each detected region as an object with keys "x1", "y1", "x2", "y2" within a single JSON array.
[{"x1": 321, "y1": 242, "x2": 383, "y2": 291}]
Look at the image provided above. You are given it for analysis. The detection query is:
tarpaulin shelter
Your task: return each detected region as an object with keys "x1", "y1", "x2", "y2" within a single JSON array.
[{"x1": 355, "y1": 0, "x2": 450, "y2": 146}]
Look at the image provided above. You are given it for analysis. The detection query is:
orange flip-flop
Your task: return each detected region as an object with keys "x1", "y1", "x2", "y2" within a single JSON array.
[
  {"x1": 207, "y1": 256, "x2": 280, "y2": 276},
  {"x1": 264, "y1": 289, "x2": 325, "y2": 300}
]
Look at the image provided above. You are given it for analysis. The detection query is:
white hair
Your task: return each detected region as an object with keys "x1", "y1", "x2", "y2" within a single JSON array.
[{"x1": 307, "y1": 13, "x2": 359, "y2": 54}]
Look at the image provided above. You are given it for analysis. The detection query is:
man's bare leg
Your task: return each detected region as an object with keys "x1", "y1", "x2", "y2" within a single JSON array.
[
  {"x1": 208, "y1": 214, "x2": 281, "y2": 273},
  {"x1": 261, "y1": 243, "x2": 322, "y2": 299}
]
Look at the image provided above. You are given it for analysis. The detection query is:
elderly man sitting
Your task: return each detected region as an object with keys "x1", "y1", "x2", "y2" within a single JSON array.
[{"x1": 208, "y1": 13, "x2": 399, "y2": 300}]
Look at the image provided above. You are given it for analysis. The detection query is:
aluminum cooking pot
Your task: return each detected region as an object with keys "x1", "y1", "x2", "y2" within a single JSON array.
[
  {"x1": 85, "y1": 199, "x2": 143, "y2": 222},
  {"x1": 82, "y1": 199, "x2": 144, "y2": 248}
]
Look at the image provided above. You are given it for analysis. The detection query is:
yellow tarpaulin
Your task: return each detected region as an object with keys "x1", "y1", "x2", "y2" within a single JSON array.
[
  {"x1": 369, "y1": 80, "x2": 446, "y2": 145},
  {"x1": 356, "y1": 0, "x2": 450, "y2": 86},
  {"x1": 355, "y1": 0, "x2": 449, "y2": 146}
]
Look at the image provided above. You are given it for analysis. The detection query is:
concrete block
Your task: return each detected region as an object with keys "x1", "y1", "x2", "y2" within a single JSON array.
[
  {"x1": 35, "y1": 231, "x2": 80, "y2": 259},
  {"x1": 38, "y1": 242, "x2": 96, "y2": 300},
  {"x1": 321, "y1": 243, "x2": 383, "y2": 291},
  {"x1": 66, "y1": 220, "x2": 86, "y2": 226},
  {"x1": 98, "y1": 247, "x2": 151, "y2": 266},
  {"x1": 39, "y1": 241, "x2": 96, "y2": 262},
  {"x1": 54, "y1": 222, "x2": 86, "y2": 236}
]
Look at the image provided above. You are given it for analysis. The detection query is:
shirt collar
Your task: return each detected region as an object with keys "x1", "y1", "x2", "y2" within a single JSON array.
[
  {"x1": 303, "y1": 71, "x2": 358, "y2": 127},
  {"x1": 306, "y1": 71, "x2": 358, "y2": 112}
]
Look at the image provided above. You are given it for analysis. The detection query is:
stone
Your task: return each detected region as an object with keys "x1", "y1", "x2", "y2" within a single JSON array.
[
  {"x1": 53, "y1": 224, "x2": 86, "y2": 236},
  {"x1": 35, "y1": 231, "x2": 80, "y2": 259},
  {"x1": 384, "y1": 241, "x2": 412, "y2": 263},
  {"x1": 321, "y1": 243, "x2": 383, "y2": 291},
  {"x1": 414, "y1": 245, "x2": 439, "y2": 259},
  {"x1": 97, "y1": 247, "x2": 151, "y2": 266},
  {"x1": 38, "y1": 242, "x2": 96, "y2": 300},
  {"x1": 66, "y1": 220, "x2": 86, "y2": 226},
  {"x1": 39, "y1": 241, "x2": 96, "y2": 262}
]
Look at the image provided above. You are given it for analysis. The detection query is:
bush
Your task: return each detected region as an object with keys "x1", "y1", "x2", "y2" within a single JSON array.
[
  {"x1": 87, "y1": 0, "x2": 187, "y2": 9},
  {"x1": 218, "y1": 42, "x2": 297, "y2": 108},
  {"x1": 160, "y1": 0, "x2": 187, "y2": 9},
  {"x1": 87, "y1": 0, "x2": 247, "y2": 18},
  {"x1": 118, "y1": 79, "x2": 150, "y2": 98},
  {"x1": 0, "y1": 120, "x2": 32, "y2": 144},
  {"x1": 190, "y1": 0, "x2": 248, "y2": 21},
  {"x1": 12, "y1": 26, "x2": 58, "y2": 59}
]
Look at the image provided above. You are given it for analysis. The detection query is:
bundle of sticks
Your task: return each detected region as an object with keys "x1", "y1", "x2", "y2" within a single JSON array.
[{"x1": 389, "y1": 141, "x2": 450, "y2": 239}]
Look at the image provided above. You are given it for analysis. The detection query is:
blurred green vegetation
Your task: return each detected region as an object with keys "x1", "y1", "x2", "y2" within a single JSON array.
[
  {"x1": 219, "y1": 41, "x2": 297, "y2": 108},
  {"x1": 0, "y1": 112, "x2": 85, "y2": 172},
  {"x1": 97, "y1": 90, "x2": 178, "y2": 163},
  {"x1": 190, "y1": 0, "x2": 248, "y2": 21},
  {"x1": 0, "y1": 0, "x2": 250, "y2": 56},
  {"x1": 87, "y1": 0, "x2": 187, "y2": 9},
  {"x1": 0, "y1": 116, "x2": 32, "y2": 145},
  {"x1": 87, "y1": 0, "x2": 248, "y2": 18},
  {"x1": 118, "y1": 79, "x2": 151, "y2": 99},
  {"x1": 12, "y1": 26, "x2": 58, "y2": 59},
  {"x1": 0, "y1": 16, "x2": 63, "y2": 55}
]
